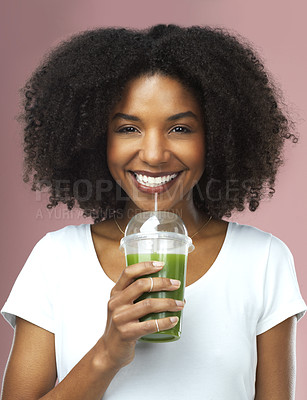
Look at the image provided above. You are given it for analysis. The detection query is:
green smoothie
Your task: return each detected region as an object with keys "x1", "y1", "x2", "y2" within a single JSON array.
[{"x1": 126, "y1": 252, "x2": 187, "y2": 342}]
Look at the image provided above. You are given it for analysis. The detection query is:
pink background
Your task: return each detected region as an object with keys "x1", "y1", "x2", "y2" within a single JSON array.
[{"x1": 1, "y1": 0, "x2": 306, "y2": 397}]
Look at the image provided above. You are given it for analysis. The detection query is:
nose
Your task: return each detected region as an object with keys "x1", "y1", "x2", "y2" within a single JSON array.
[{"x1": 138, "y1": 130, "x2": 171, "y2": 166}]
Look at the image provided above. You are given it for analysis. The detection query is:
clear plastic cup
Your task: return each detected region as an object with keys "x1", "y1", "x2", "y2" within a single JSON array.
[{"x1": 119, "y1": 211, "x2": 195, "y2": 342}]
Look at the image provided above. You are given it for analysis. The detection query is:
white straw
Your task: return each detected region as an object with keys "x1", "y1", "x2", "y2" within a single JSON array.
[
  {"x1": 154, "y1": 192, "x2": 158, "y2": 253},
  {"x1": 155, "y1": 192, "x2": 158, "y2": 212}
]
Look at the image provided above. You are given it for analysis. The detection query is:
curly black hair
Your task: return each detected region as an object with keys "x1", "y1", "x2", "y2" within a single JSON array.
[{"x1": 19, "y1": 24, "x2": 298, "y2": 223}]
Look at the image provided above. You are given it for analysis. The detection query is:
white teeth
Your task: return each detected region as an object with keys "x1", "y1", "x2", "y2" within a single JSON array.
[
  {"x1": 134, "y1": 172, "x2": 179, "y2": 187},
  {"x1": 141, "y1": 174, "x2": 148, "y2": 183}
]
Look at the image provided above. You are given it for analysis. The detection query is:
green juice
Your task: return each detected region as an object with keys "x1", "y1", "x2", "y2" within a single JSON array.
[{"x1": 126, "y1": 252, "x2": 187, "y2": 342}]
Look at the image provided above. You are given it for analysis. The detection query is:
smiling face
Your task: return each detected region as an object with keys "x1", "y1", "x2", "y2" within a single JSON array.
[{"x1": 107, "y1": 73, "x2": 205, "y2": 214}]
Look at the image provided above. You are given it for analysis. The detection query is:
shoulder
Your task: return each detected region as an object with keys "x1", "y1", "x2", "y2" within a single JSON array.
[
  {"x1": 230, "y1": 221, "x2": 272, "y2": 241},
  {"x1": 228, "y1": 221, "x2": 294, "y2": 270},
  {"x1": 25, "y1": 224, "x2": 91, "y2": 274},
  {"x1": 45, "y1": 223, "x2": 89, "y2": 241},
  {"x1": 230, "y1": 221, "x2": 291, "y2": 252},
  {"x1": 229, "y1": 221, "x2": 272, "y2": 252},
  {"x1": 41, "y1": 223, "x2": 90, "y2": 251}
]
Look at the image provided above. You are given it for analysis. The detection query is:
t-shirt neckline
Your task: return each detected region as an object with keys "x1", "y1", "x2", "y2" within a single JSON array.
[{"x1": 85, "y1": 221, "x2": 236, "y2": 289}]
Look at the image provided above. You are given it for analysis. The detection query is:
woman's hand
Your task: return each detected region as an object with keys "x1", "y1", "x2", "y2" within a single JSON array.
[{"x1": 99, "y1": 261, "x2": 184, "y2": 370}]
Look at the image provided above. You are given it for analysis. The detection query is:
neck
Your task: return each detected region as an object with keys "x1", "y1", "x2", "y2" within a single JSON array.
[{"x1": 116, "y1": 196, "x2": 211, "y2": 238}]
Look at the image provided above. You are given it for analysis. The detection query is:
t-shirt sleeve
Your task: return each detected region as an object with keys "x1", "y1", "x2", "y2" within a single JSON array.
[
  {"x1": 256, "y1": 235, "x2": 307, "y2": 335},
  {"x1": 1, "y1": 234, "x2": 55, "y2": 333}
]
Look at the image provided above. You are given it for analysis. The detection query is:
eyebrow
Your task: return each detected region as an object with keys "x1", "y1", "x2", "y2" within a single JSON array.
[{"x1": 111, "y1": 111, "x2": 199, "y2": 122}]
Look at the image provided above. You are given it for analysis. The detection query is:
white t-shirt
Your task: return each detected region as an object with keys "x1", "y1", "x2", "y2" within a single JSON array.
[{"x1": 2, "y1": 222, "x2": 306, "y2": 399}]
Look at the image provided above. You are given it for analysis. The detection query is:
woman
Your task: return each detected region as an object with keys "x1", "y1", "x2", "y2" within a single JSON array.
[{"x1": 1, "y1": 24, "x2": 306, "y2": 399}]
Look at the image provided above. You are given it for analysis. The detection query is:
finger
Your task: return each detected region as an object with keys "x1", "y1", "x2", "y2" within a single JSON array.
[
  {"x1": 122, "y1": 276, "x2": 181, "y2": 304},
  {"x1": 136, "y1": 316, "x2": 179, "y2": 339},
  {"x1": 113, "y1": 298, "x2": 184, "y2": 324},
  {"x1": 112, "y1": 261, "x2": 164, "y2": 294},
  {"x1": 115, "y1": 316, "x2": 179, "y2": 341}
]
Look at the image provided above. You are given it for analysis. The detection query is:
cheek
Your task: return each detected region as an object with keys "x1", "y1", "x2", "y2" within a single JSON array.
[
  {"x1": 106, "y1": 136, "x2": 133, "y2": 177},
  {"x1": 198, "y1": 133, "x2": 206, "y2": 163},
  {"x1": 106, "y1": 135, "x2": 120, "y2": 177},
  {"x1": 185, "y1": 137, "x2": 206, "y2": 175},
  {"x1": 194, "y1": 138, "x2": 205, "y2": 160}
]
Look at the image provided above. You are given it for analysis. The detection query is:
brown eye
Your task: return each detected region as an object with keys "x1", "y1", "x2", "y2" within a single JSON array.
[
  {"x1": 171, "y1": 126, "x2": 192, "y2": 134},
  {"x1": 117, "y1": 126, "x2": 139, "y2": 134}
]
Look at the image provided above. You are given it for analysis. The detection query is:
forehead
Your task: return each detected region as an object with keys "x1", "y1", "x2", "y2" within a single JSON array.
[{"x1": 111, "y1": 74, "x2": 201, "y2": 113}]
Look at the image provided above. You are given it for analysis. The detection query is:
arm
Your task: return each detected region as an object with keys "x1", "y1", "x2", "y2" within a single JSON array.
[
  {"x1": 2, "y1": 317, "x2": 57, "y2": 399},
  {"x1": 2, "y1": 261, "x2": 182, "y2": 400},
  {"x1": 1, "y1": 317, "x2": 120, "y2": 400},
  {"x1": 255, "y1": 315, "x2": 297, "y2": 400}
]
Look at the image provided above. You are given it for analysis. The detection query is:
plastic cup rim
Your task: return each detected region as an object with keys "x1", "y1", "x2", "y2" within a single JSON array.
[{"x1": 119, "y1": 231, "x2": 195, "y2": 253}]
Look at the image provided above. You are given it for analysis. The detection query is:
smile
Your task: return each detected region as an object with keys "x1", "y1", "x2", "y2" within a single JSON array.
[
  {"x1": 135, "y1": 172, "x2": 179, "y2": 186},
  {"x1": 128, "y1": 171, "x2": 184, "y2": 194}
]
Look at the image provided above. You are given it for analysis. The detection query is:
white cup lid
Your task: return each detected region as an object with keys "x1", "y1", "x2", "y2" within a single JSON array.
[
  {"x1": 119, "y1": 211, "x2": 195, "y2": 253},
  {"x1": 124, "y1": 211, "x2": 188, "y2": 236}
]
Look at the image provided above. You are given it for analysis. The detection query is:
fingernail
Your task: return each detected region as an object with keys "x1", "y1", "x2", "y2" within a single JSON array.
[
  {"x1": 175, "y1": 300, "x2": 184, "y2": 307},
  {"x1": 153, "y1": 261, "x2": 165, "y2": 267},
  {"x1": 170, "y1": 316, "x2": 179, "y2": 323},
  {"x1": 170, "y1": 279, "x2": 181, "y2": 287}
]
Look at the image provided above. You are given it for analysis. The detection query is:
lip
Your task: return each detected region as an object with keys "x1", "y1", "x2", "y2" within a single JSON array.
[{"x1": 128, "y1": 170, "x2": 184, "y2": 194}]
